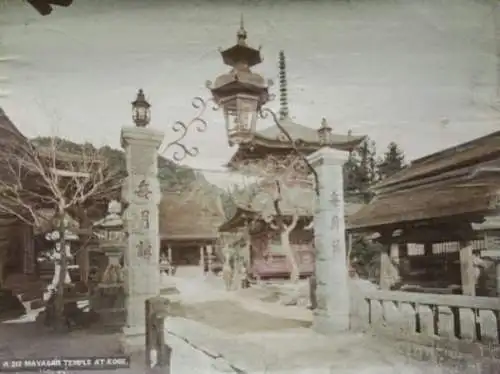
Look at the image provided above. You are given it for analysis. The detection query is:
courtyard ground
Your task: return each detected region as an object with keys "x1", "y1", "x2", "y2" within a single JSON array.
[{"x1": 0, "y1": 268, "x2": 447, "y2": 373}]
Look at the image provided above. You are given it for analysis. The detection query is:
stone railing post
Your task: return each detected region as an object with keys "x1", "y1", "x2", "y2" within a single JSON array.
[
  {"x1": 306, "y1": 147, "x2": 350, "y2": 334},
  {"x1": 120, "y1": 126, "x2": 164, "y2": 353},
  {"x1": 145, "y1": 296, "x2": 171, "y2": 371}
]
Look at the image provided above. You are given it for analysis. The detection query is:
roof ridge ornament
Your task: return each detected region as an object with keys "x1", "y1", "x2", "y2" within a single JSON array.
[{"x1": 237, "y1": 13, "x2": 247, "y2": 45}]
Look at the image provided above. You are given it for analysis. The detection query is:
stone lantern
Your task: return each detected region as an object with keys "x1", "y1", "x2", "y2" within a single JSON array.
[{"x1": 91, "y1": 200, "x2": 126, "y2": 331}]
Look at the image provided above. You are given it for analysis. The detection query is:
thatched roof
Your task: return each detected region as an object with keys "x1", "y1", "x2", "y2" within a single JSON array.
[
  {"x1": 159, "y1": 183, "x2": 226, "y2": 242},
  {"x1": 348, "y1": 130, "x2": 500, "y2": 231},
  {"x1": 374, "y1": 130, "x2": 500, "y2": 193},
  {"x1": 348, "y1": 180, "x2": 500, "y2": 231}
]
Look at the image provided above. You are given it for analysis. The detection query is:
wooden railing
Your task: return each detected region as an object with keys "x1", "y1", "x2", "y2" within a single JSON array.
[{"x1": 358, "y1": 290, "x2": 500, "y2": 370}]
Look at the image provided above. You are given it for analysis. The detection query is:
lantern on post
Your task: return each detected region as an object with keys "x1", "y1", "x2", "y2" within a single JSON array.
[
  {"x1": 132, "y1": 89, "x2": 151, "y2": 128},
  {"x1": 206, "y1": 17, "x2": 270, "y2": 146}
]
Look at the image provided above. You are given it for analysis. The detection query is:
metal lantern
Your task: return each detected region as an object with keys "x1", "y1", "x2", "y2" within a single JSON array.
[
  {"x1": 208, "y1": 20, "x2": 269, "y2": 146},
  {"x1": 221, "y1": 92, "x2": 260, "y2": 145},
  {"x1": 132, "y1": 89, "x2": 151, "y2": 127}
]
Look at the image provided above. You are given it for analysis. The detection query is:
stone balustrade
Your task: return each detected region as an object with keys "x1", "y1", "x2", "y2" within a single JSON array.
[{"x1": 357, "y1": 290, "x2": 500, "y2": 371}]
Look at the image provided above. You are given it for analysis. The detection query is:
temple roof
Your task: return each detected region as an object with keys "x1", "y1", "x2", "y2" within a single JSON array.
[
  {"x1": 373, "y1": 130, "x2": 500, "y2": 194},
  {"x1": 255, "y1": 116, "x2": 364, "y2": 148},
  {"x1": 219, "y1": 185, "x2": 364, "y2": 232},
  {"x1": 227, "y1": 119, "x2": 365, "y2": 168},
  {"x1": 348, "y1": 130, "x2": 500, "y2": 231},
  {"x1": 159, "y1": 182, "x2": 226, "y2": 242},
  {"x1": 0, "y1": 107, "x2": 28, "y2": 149},
  {"x1": 348, "y1": 178, "x2": 500, "y2": 231}
]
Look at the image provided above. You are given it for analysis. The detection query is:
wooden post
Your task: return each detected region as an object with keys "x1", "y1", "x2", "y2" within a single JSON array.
[
  {"x1": 424, "y1": 242, "x2": 433, "y2": 257},
  {"x1": 167, "y1": 247, "x2": 173, "y2": 275},
  {"x1": 199, "y1": 246, "x2": 205, "y2": 275},
  {"x1": 459, "y1": 241, "x2": 476, "y2": 296},
  {"x1": 206, "y1": 245, "x2": 213, "y2": 274},
  {"x1": 145, "y1": 296, "x2": 171, "y2": 371}
]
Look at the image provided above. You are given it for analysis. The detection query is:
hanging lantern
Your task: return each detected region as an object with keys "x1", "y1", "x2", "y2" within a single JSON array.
[
  {"x1": 220, "y1": 93, "x2": 260, "y2": 145},
  {"x1": 207, "y1": 19, "x2": 269, "y2": 146}
]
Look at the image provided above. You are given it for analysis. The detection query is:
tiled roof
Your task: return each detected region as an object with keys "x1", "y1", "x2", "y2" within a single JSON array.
[{"x1": 256, "y1": 116, "x2": 364, "y2": 148}]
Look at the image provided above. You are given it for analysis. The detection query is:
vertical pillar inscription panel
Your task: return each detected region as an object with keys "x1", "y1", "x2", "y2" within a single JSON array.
[
  {"x1": 307, "y1": 147, "x2": 349, "y2": 334},
  {"x1": 120, "y1": 126, "x2": 164, "y2": 347}
]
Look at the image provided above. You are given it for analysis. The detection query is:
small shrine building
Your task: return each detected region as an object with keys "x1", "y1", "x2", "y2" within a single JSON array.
[
  {"x1": 347, "y1": 130, "x2": 500, "y2": 297},
  {"x1": 159, "y1": 182, "x2": 226, "y2": 273}
]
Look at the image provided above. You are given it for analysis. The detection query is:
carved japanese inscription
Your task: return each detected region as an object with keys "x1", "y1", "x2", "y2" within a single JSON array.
[
  {"x1": 137, "y1": 240, "x2": 153, "y2": 260},
  {"x1": 329, "y1": 191, "x2": 340, "y2": 207},
  {"x1": 141, "y1": 210, "x2": 150, "y2": 229},
  {"x1": 331, "y1": 215, "x2": 340, "y2": 230},
  {"x1": 135, "y1": 180, "x2": 152, "y2": 200}
]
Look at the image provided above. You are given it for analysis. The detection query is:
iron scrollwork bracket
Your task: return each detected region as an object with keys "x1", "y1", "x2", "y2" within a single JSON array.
[
  {"x1": 258, "y1": 107, "x2": 320, "y2": 196},
  {"x1": 160, "y1": 97, "x2": 218, "y2": 162}
]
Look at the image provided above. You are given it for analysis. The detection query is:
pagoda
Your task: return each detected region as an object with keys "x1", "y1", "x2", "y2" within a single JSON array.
[{"x1": 218, "y1": 29, "x2": 365, "y2": 280}]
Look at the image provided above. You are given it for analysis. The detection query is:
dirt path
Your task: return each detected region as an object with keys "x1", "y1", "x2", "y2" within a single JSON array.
[{"x1": 183, "y1": 300, "x2": 311, "y2": 334}]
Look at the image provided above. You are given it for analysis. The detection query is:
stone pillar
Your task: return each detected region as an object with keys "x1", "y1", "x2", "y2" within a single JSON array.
[
  {"x1": 120, "y1": 126, "x2": 164, "y2": 353},
  {"x1": 481, "y1": 229, "x2": 500, "y2": 296},
  {"x1": 307, "y1": 147, "x2": 350, "y2": 334},
  {"x1": 459, "y1": 241, "x2": 476, "y2": 296},
  {"x1": 379, "y1": 239, "x2": 400, "y2": 290}
]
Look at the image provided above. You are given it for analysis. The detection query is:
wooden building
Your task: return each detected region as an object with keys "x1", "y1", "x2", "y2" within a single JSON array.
[
  {"x1": 220, "y1": 186, "x2": 364, "y2": 279},
  {"x1": 0, "y1": 107, "x2": 37, "y2": 289},
  {"x1": 220, "y1": 50, "x2": 365, "y2": 280},
  {"x1": 159, "y1": 182, "x2": 226, "y2": 272},
  {"x1": 0, "y1": 108, "x2": 114, "y2": 301},
  {"x1": 347, "y1": 130, "x2": 500, "y2": 297}
]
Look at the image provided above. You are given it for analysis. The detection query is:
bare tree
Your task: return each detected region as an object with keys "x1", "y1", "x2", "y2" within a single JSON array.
[
  {"x1": 0, "y1": 136, "x2": 122, "y2": 330},
  {"x1": 229, "y1": 153, "x2": 314, "y2": 284}
]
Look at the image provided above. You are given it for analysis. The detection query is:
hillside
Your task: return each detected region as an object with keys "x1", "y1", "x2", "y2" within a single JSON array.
[{"x1": 31, "y1": 137, "x2": 199, "y2": 189}]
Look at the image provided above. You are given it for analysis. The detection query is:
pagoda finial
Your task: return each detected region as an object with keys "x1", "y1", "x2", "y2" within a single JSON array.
[
  {"x1": 237, "y1": 14, "x2": 247, "y2": 45},
  {"x1": 278, "y1": 50, "x2": 289, "y2": 120}
]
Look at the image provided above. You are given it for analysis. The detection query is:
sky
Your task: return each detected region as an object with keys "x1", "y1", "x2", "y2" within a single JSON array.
[{"x1": 0, "y1": 0, "x2": 500, "y2": 187}]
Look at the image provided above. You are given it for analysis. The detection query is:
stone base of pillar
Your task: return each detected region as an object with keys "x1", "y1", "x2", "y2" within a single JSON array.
[
  {"x1": 312, "y1": 310, "x2": 350, "y2": 335},
  {"x1": 119, "y1": 325, "x2": 146, "y2": 354}
]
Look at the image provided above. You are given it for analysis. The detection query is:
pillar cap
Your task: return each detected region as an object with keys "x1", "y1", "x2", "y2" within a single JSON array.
[
  {"x1": 121, "y1": 126, "x2": 164, "y2": 149},
  {"x1": 306, "y1": 146, "x2": 349, "y2": 167}
]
